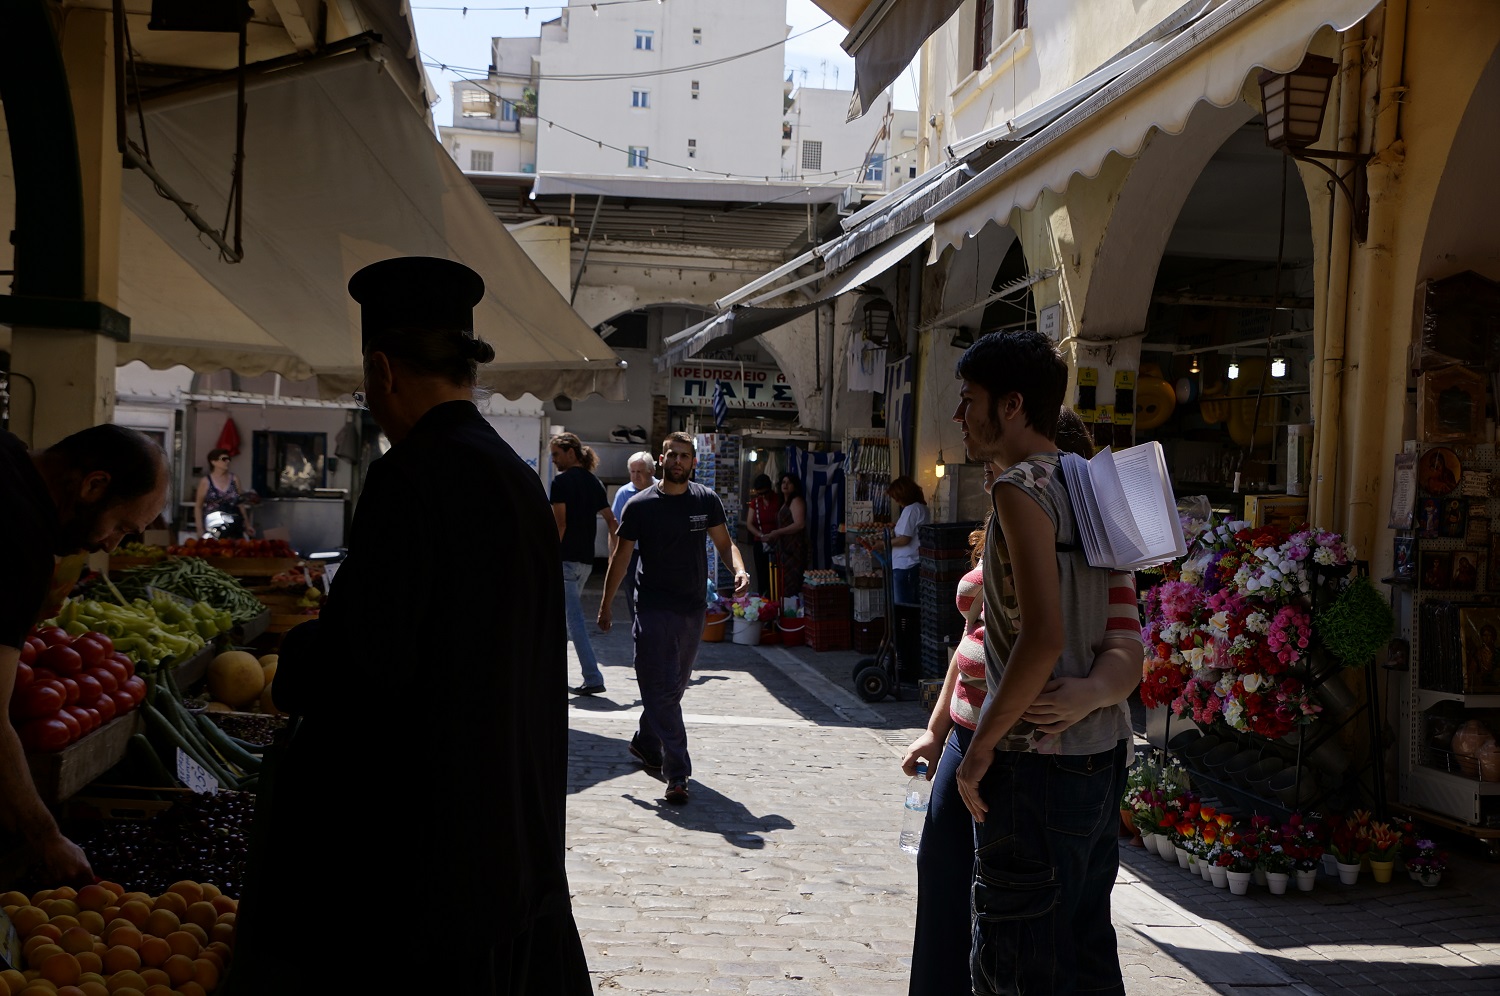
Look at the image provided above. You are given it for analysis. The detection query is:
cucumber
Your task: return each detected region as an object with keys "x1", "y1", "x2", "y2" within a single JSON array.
[
  {"x1": 127, "y1": 732, "x2": 177, "y2": 788},
  {"x1": 141, "y1": 702, "x2": 238, "y2": 789},
  {"x1": 195, "y1": 712, "x2": 263, "y2": 772}
]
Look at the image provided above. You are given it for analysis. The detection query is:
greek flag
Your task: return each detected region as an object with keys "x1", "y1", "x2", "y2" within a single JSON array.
[
  {"x1": 784, "y1": 445, "x2": 847, "y2": 569},
  {"x1": 712, "y1": 380, "x2": 729, "y2": 427}
]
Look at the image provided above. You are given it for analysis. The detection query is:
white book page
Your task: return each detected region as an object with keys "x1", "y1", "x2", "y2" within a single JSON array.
[
  {"x1": 1061, "y1": 453, "x2": 1105, "y2": 564},
  {"x1": 1088, "y1": 448, "x2": 1148, "y2": 564},
  {"x1": 1111, "y1": 442, "x2": 1181, "y2": 560}
]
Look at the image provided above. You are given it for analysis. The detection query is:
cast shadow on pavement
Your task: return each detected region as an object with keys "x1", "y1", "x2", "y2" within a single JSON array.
[{"x1": 622, "y1": 783, "x2": 795, "y2": 850}]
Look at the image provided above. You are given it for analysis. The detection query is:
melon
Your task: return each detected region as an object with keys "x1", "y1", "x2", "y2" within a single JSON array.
[
  {"x1": 259, "y1": 655, "x2": 278, "y2": 683},
  {"x1": 259, "y1": 682, "x2": 282, "y2": 716},
  {"x1": 206, "y1": 652, "x2": 265, "y2": 708}
]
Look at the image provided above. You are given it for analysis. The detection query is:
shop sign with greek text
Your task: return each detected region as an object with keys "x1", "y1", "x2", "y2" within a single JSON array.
[{"x1": 669, "y1": 365, "x2": 796, "y2": 411}]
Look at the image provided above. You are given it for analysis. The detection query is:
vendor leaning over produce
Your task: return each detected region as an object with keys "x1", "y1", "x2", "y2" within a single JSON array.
[
  {"x1": 227, "y1": 257, "x2": 592, "y2": 995},
  {"x1": 0, "y1": 424, "x2": 167, "y2": 882}
]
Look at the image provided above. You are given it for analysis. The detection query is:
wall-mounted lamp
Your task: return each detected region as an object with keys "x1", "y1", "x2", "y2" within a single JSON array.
[
  {"x1": 934, "y1": 449, "x2": 946, "y2": 479},
  {"x1": 1226, "y1": 357, "x2": 1240, "y2": 380},
  {"x1": 1270, "y1": 356, "x2": 1288, "y2": 379},
  {"x1": 1258, "y1": 55, "x2": 1370, "y2": 240},
  {"x1": 747, "y1": 449, "x2": 759, "y2": 463}
]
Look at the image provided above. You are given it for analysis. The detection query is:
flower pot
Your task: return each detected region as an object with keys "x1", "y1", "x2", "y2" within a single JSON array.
[
  {"x1": 1265, "y1": 872, "x2": 1290, "y2": 895},
  {"x1": 1370, "y1": 859, "x2": 1394, "y2": 884},
  {"x1": 1295, "y1": 868, "x2": 1318, "y2": 892},
  {"x1": 1226, "y1": 870, "x2": 1252, "y2": 895},
  {"x1": 1157, "y1": 834, "x2": 1178, "y2": 862},
  {"x1": 1209, "y1": 864, "x2": 1229, "y2": 889},
  {"x1": 1200, "y1": 857, "x2": 1214, "y2": 881},
  {"x1": 731, "y1": 616, "x2": 762, "y2": 645},
  {"x1": 702, "y1": 611, "x2": 729, "y2": 642},
  {"x1": 1119, "y1": 808, "x2": 1139, "y2": 844},
  {"x1": 1253, "y1": 868, "x2": 1267, "y2": 887},
  {"x1": 1336, "y1": 860, "x2": 1361, "y2": 885},
  {"x1": 1175, "y1": 846, "x2": 1190, "y2": 869},
  {"x1": 776, "y1": 618, "x2": 805, "y2": 646},
  {"x1": 1420, "y1": 870, "x2": 1443, "y2": 887},
  {"x1": 1321, "y1": 853, "x2": 1338, "y2": 877}
]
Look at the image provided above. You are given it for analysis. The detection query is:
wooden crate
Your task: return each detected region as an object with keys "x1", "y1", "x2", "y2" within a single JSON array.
[
  {"x1": 26, "y1": 713, "x2": 144, "y2": 805},
  {"x1": 62, "y1": 789, "x2": 184, "y2": 823}
]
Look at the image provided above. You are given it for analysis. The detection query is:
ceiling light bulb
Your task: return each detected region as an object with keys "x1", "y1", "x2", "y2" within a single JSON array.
[
  {"x1": 1271, "y1": 356, "x2": 1287, "y2": 378},
  {"x1": 747, "y1": 449, "x2": 758, "y2": 463},
  {"x1": 934, "y1": 450, "x2": 946, "y2": 479},
  {"x1": 1227, "y1": 360, "x2": 1240, "y2": 380},
  {"x1": 1189, "y1": 354, "x2": 1200, "y2": 374}
]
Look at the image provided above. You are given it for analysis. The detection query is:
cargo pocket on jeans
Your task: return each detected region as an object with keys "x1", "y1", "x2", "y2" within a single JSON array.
[
  {"x1": 972, "y1": 843, "x2": 1059, "y2": 922},
  {"x1": 1045, "y1": 752, "x2": 1116, "y2": 839}
]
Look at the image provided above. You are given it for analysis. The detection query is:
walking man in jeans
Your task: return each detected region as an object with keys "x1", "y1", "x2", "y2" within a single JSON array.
[
  {"x1": 598, "y1": 432, "x2": 747, "y2": 805},
  {"x1": 550, "y1": 432, "x2": 616, "y2": 695},
  {"x1": 950, "y1": 330, "x2": 1143, "y2": 996}
]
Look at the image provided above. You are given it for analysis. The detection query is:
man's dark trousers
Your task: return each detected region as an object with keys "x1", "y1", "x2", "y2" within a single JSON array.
[{"x1": 632, "y1": 606, "x2": 701, "y2": 781}]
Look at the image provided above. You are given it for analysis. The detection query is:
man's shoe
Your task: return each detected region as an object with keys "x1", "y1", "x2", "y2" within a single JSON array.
[
  {"x1": 629, "y1": 735, "x2": 662, "y2": 770},
  {"x1": 570, "y1": 683, "x2": 606, "y2": 696},
  {"x1": 664, "y1": 779, "x2": 689, "y2": 805}
]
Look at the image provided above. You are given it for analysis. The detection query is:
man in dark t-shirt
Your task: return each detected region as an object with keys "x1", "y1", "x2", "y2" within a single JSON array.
[
  {"x1": 548, "y1": 433, "x2": 617, "y2": 695},
  {"x1": 598, "y1": 432, "x2": 747, "y2": 805},
  {"x1": 0, "y1": 425, "x2": 167, "y2": 882}
]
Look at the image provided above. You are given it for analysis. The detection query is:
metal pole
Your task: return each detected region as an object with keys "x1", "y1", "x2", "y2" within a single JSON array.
[{"x1": 570, "y1": 195, "x2": 604, "y2": 305}]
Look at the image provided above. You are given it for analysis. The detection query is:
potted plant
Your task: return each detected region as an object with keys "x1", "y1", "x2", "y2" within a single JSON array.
[
  {"x1": 1366, "y1": 821, "x2": 1402, "y2": 883},
  {"x1": 1282, "y1": 813, "x2": 1325, "y2": 891},
  {"x1": 1258, "y1": 843, "x2": 1295, "y2": 895},
  {"x1": 728, "y1": 594, "x2": 777, "y2": 645},
  {"x1": 1405, "y1": 838, "x2": 1447, "y2": 887},
  {"x1": 1223, "y1": 836, "x2": 1258, "y2": 895},
  {"x1": 1328, "y1": 813, "x2": 1371, "y2": 885}
]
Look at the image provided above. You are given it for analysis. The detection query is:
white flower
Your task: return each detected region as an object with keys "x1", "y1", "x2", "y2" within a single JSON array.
[
  {"x1": 1180, "y1": 568, "x2": 1202, "y2": 585},
  {"x1": 1244, "y1": 612, "x2": 1270, "y2": 634},
  {"x1": 1182, "y1": 646, "x2": 1206, "y2": 667},
  {"x1": 1223, "y1": 698, "x2": 1245, "y2": 728},
  {"x1": 1242, "y1": 672, "x2": 1264, "y2": 693},
  {"x1": 1207, "y1": 612, "x2": 1230, "y2": 638}
]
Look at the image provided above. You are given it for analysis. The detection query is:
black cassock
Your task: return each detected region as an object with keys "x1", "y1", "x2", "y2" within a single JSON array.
[{"x1": 228, "y1": 401, "x2": 590, "y2": 994}]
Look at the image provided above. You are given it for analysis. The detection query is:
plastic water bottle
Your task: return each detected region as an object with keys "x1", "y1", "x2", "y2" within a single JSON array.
[{"x1": 899, "y1": 762, "x2": 930, "y2": 854}]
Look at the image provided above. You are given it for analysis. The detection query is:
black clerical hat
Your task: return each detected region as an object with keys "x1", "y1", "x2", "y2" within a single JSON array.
[{"x1": 348, "y1": 256, "x2": 486, "y2": 351}]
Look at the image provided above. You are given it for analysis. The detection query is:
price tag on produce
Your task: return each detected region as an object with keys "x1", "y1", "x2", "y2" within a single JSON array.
[
  {"x1": 176, "y1": 748, "x2": 219, "y2": 796},
  {"x1": 321, "y1": 563, "x2": 339, "y2": 594}
]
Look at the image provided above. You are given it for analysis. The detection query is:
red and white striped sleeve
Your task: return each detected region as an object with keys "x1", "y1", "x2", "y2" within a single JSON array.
[{"x1": 1105, "y1": 570, "x2": 1143, "y2": 643}]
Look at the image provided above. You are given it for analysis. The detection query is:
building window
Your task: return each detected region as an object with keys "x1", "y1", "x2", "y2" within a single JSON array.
[
  {"x1": 628, "y1": 146, "x2": 649, "y2": 168},
  {"x1": 460, "y1": 88, "x2": 493, "y2": 118},
  {"x1": 635, "y1": 30, "x2": 653, "y2": 50},
  {"x1": 909, "y1": 165, "x2": 918, "y2": 178},
  {"x1": 500, "y1": 99, "x2": 518, "y2": 122},
  {"x1": 691, "y1": 80, "x2": 700, "y2": 100},
  {"x1": 863, "y1": 154, "x2": 883, "y2": 183},
  {"x1": 632, "y1": 89, "x2": 650, "y2": 108},
  {"x1": 800, "y1": 140, "x2": 822, "y2": 172},
  {"x1": 470, "y1": 150, "x2": 493, "y2": 172},
  {"x1": 692, "y1": 27, "x2": 702, "y2": 45},
  {"x1": 974, "y1": 0, "x2": 995, "y2": 72},
  {"x1": 1014, "y1": 0, "x2": 1029, "y2": 31},
  {"x1": 687, "y1": 139, "x2": 697, "y2": 159}
]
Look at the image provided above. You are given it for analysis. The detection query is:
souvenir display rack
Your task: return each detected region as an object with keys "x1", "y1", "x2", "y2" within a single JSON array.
[{"x1": 695, "y1": 433, "x2": 742, "y2": 590}]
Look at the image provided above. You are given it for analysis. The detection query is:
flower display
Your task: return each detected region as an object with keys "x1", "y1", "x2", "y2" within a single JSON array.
[
  {"x1": 728, "y1": 594, "x2": 778, "y2": 622},
  {"x1": 1366, "y1": 821, "x2": 1404, "y2": 862},
  {"x1": 1122, "y1": 751, "x2": 1191, "y2": 837},
  {"x1": 1405, "y1": 838, "x2": 1447, "y2": 876},
  {"x1": 1144, "y1": 516, "x2": 1359, "y2": 739},
  {"x1": 1327, "y1": 810, "x2": 1373, "y2": 864}
]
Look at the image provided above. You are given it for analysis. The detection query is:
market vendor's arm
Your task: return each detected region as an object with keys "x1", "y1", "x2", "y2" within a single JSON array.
[
  {"x1": 708, "y1": 524, "x2": 748, "y2": 596},
  {"x1": 955, "y1": 485, "x2": 1064, "y2": 823},
  {"x1": 596, "y1": 537, "x2": 635, "y2": 633},
  {"x1": 0, "y1": 645, "x2": 93, "y2": 882},
  {"x1": 1021, "y1": 637, "x2": 1143, "y2": 733},
  {"x1": 902, "y1": 657, "x2": 959, "y2": 778}
]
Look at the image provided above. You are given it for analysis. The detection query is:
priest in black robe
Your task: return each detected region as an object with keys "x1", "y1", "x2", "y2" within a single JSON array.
[{"x1": 228, "y1": 257, "x2": 592, "y2": 994}]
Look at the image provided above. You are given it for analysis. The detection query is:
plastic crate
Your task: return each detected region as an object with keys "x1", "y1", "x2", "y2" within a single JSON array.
[
  {"x1": 853, "y1": 618, "x2": 884, "y2": 653},
  {"x1": 918, "y1": 521, "x2": 981, "y2": 550},
  {"x1": 852, "y1": 587, "x2": 886, "y2": 622},
  {"x1": 804, "y1": 585, "x2": 852, "y2": 621},
  {"x1": 806, "y1": 617, "x2": 852, "y2": 651},
  {"x1": 920, "y1": 636, "x2": 955, "y2": 679}
]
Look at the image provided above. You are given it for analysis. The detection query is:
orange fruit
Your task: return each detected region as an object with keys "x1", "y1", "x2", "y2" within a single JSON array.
[
  {"x1": 28, "y1": 891, "x2": 53, "y2": 907},
  {"x1": 161, "y1": 934, "x2": 199, "y2": 961},
  {"x1": 75, "y1": 912, "x2": 104, "y2": 936},
  {"x1": 71, "y1": 955, "x2": 98, "y2": 980},
  {"x1": 22, "y1": 938, "x2": 57, "y2": 965},
  {"x1": 0, "y1": 891, "x2": 29, "y2": 907},
  {"x1": 57, "y1": 929, "x2": 92, "y2": 957},
  {"x1": 73, "y1": 887, "x2": 109, "y2": 914},
  {"x1": 206, "y1": 896, "x2": 235, "y2": 917},
  {"x1": 149, "y1": 894, "x2": 184, "y2": 918},
  {"x1": 10, "y1": 909, "x2": 47, "y2": 937},
  {"x1": 164, "y1": 884, "x2": 202, "y2": 907},
  {"x1": 0, "y1": 974, "x2": 24, "y2": 994},
  {"x1": 37, "y1": 953, "x2": 79, "y2": 988},
  {"x1": 38, "y1": 901, "x2": 76, "y2": 920},
  {"x1": 138, "y1": 936, "x2": 170, "y2": 969},
  {"x1": 103, "y1": 925, "x2": 141, "y2": 951},
  {"x1": 177, "y1": 924, "x2": 206, "y2": 948},
  {"x1": 142, "y1": 912, "x2": 178, "y2": 940},
  {"x1": 117, "y1": 903, "x2": 150, "y2": 930},
  {"x1": 135, "y1": 972, "x2": 167, "y2": 990},
  {"x1": 25, "y1": 945, "x2": 65, "y2": 971},
  {"x1": 180, "y1": 903, "x2": 216, "y2": 933},
  {"x1": 188, "y1": 960, "x2": 217, "y2": 991},
  {"x1": 197, "y1": 883, "x2": 220, "y2": 901},
  {"x1": 101, "y1": 945, "x2": 141, "y2": 975},
  {"x1": 103, "y1": 972, "x2": 145, "y2": 995},
  {"x1": 98, "y1": 908, "x2": 119, "y2": 926},
  {"x1": 159, "y1": 957, "x2": 192, "y2": 988}
]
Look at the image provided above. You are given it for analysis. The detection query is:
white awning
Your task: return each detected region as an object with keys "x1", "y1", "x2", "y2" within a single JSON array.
[
  {"x1": 116, "y1": 54, "x2": 624, "y2": 401},
  {"x1": 926, "y1": 0, "x2": 1382, "y2": 256},
  {"x1": 530, "y1": 172, "x2": 850, "y2": 205},
  {"x1": 657, "y1": 222, "x2": 933, "y2": 368}
]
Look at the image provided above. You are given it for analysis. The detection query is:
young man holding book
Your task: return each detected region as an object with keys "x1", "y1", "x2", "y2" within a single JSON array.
[{"x1": 950, "y1": 329, "x2": 1144, "y2": 996}]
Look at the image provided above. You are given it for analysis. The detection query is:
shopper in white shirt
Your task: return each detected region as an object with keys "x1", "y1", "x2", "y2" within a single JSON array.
[{"x1": 887, "y1": 476, "x2": 930, "y2": 606}]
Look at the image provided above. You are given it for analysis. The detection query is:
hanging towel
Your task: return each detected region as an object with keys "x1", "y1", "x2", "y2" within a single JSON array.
[{"x1": 215, "y1": 417, "x2": 241, "y2": 457}]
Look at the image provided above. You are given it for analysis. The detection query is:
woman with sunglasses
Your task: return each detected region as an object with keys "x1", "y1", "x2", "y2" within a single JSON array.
[{"x1": 193, "y1": 447, "x2": 255, "y2": 538}]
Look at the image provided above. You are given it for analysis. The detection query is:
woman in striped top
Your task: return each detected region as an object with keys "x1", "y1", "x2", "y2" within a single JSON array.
[{"x1": 904, "y1": 411, "x2": 1144, "y2": 996}]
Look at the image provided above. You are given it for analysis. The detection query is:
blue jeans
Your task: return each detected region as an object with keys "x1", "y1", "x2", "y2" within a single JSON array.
[
  {"x1": 971, "y1": 742, "x2": 1127, "y2": 996},
  {"x1": 632, "y1": 607, "x2": 701, "y2": 781},
  {"x1": 561, "y1": 560, "x2": 603, "y2": 688},
  {"x1": 910, "y1": 725, "x2": 975, "y2": 996},
  {"x1": 892, "y1": 566, "x2": 919, "y2": 606}
]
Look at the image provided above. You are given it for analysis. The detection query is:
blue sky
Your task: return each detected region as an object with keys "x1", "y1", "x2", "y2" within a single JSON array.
[{"x1": 408, "y1": 0, "x2": 919, "y2": 123}]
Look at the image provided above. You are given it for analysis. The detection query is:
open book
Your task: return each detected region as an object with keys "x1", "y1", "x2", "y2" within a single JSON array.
[{"x1": 1059, "y1": 442, "x2": 1186, "y2": 571}]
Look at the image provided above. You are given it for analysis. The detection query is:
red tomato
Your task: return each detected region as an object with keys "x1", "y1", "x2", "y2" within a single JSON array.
[
  {"x1": 14, "y1": 661, "x2": 34, "y2": 692},
  {"x1": 55, "y1": 708, "x2": 81, "y2": 742},
  {"x1": 65, "y1": 706, "x2": 96, "y2": 735},
  {"x1": 17, "y1": 641, "x2": 35, "y2": 666},
  {"x1": 73, "y1": 673, "x2": 103, "y2": 708},
  {"x1": 83, "y1": 706, "x2": 102, "y2": 729},
  {"x1": 86, "y1": 667, "x2": 118, "y2": 696},
  {"x1": 100, "y1": 657, "x2": 129, "y2": 685},
  {"x1": 60, "y1": 678, "x2": 80, "y2": 706},
  {"x1": 34, "y1": 626, "x2": 71, "y2": 647},
  {"x1": 72, "y1": 637, "x2": 107, "y2": 669},
  {"x1": 18, "y1": 716, "x2": 72, "y2": 752},
  {"x1": 108, "y1": 652, "x2": 136, "y2": 680},
  {"x1": 110, "y1": 689, "x2": 135, "y2": 715},
  {"x1": 26, "y1": 637, "x2": 46, "y2": 660},
  {"x1": 122, "y1": 675, "x2": 148, "y2": 706},
  {"x1": 38, "y1": 644, "x2": 83, "y2": 677},
  {"x1": 12, "y1": 680, "x2": 65, "y2": 720},
  {"x1": 93, "y1": 694, "x2": 117, "y2": 723},
  {"x1": 82, "y1": 632, "x2": 113, "y2": 654}
]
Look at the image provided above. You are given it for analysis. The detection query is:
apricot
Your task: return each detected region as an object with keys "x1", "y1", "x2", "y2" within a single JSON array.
[
  {"x1": 46, "y1": 917, "x2": 78, "y2": 934},
  {"x1": 140, "y1": 988, "x2": 172, "y2": 996},
  {"x1": 97, "y1": 909, "x2": 119, "y2": 926},
  {"x1": 10, "y1": 908, "x2": 47, "y2": 936},
  {"x1": 137, "y1": 936, "x2": 169, "y2": 969},
  {"x1": 70, "y1": 954, "x2": 98, "y2": 980},
  {"x1": 21, "y1": 938, "x2": 57, "y2": 965},
  {"x1": 174, "y1": 984, "x2": 205, "y2": 996},
  {"x1": 205, "y1": 941, "x2": 231, "y2": 962},
  {"x1": 134, "y1": 972, "x2": 166, "y2": 990},
  {"x1": 24, "y1": 946, "x2": 64, "y2": 971},
  {"x1": 0, "y1": 973, "x2": 25, "y2": 994},
  {"x1": 38, "y1": 901, "x2": 76, "y2": 920},
  {"x1": 162, "y1": 933, "x2": 200, "y2": 961},
  {"x1": 29, "y1": 926, "x2": 60, "y2": 944},
  {"x1": 180, "y1": 903, "x2": 216, "y2": 933},
  {"x1": 119, "y1": 903, "x2": 151, "y2": 930},
  {"x1": 57, "y1": 929, "x2": 93, "y2": 957},
  {"x1": 117, "y1": 894, "x2": 150, "y2": 908},
  {"x1": 206, "y1": 896, "x2": 235, "y2": 917},
  {"x1": 0, "y1": 891, "x2": 29, "y2": 907},
  {"x1": 208, "y1": 923, "x2": 233, "y2": 946},
  {"x1": 78, "y1": 987, "x2": 107, "y2": 996},
  {"x1": 101, "y1": 944, "x2": 141, "y2": 975},
  {"x1": 28, "y1": 891, "x2": 53, "y2": 907},
  {"x1": 18, "y1": 985, "x2": 58, "y2": 996},
  {"x1": 55, "y1": 989, "x2": 85, "y2": 996},
  {"x1": 178, "y1": 924, "x2": 207, "y2": 948},
  {"x1": 72, "y1": 887, "x2": 109, "y2": 914},
  {"x1": 37, "y1": 953, "x2": 79, "y2": 988},
  {"x1": 103, "y1": 971, "x2": 145, "y2": 994},
  {"x1": 149, "y1": 894, "x2": 184, "y2": 918},
  {"x1": 190, "y1": 959, "x2": 218, "y2": 991},
  {"x1": 165, "y1": 883, "x2": 203, "y2": 906},
  {"x1": 159, "y1": 956, "x2": 193, "y2": 988},
  {"x1": 104, "y1": 925, "x2": 141, "y2": 951}
]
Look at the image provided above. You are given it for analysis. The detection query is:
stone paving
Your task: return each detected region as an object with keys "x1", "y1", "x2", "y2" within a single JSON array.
[{"x1": 558, "y1": 581, "x2": 1500, "y2": 994}]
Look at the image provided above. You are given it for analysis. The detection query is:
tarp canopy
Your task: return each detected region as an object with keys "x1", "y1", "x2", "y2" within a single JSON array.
[
  {"x1": 808, "y1": 0, "x2": 965, "y2": 121},
  {"x1": 114, "y1": 53, "x2": 623, "y2": 401},
  {"x1": 925, "y1": 0, "x2": 1382, "y2": 256},
  {"x1": 657, "y1": 222, "x2": 933, "y2": 368}
]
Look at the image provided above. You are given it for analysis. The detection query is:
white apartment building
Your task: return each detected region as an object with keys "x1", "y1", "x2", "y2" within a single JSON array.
[
  {"x1": 443, "y1": 36, "x2": 541, "y2": 176},
  {"x1": 782, "y1": 86, "x2": 921, "y2": 194}
]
